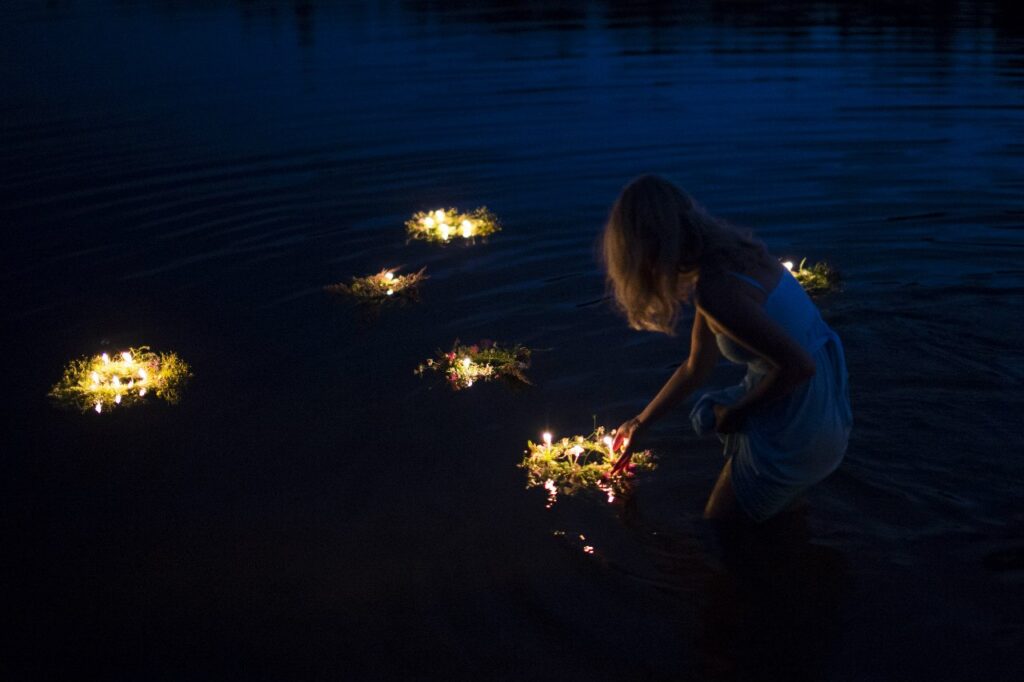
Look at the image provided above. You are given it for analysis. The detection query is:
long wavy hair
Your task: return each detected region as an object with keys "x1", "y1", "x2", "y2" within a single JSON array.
[{"x1": 601, "y1": 175, "x2": 768, "y2": 334}]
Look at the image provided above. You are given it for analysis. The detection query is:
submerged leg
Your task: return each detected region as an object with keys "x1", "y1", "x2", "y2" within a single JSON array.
[{"x1": 703, "y1": 457, "x2": 745, "y2": 522}]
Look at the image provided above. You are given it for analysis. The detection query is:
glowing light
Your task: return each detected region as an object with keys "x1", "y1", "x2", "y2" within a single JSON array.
[
  {"x1": 416, "y1": 341, "x2": 530, "y2": 391},
  {"x1": 781, "y1": 257, "x2": 841, "y2": 296},
  {"x1": 406, "y1": 207, "x2": 500, "y2": 243},
  {"x1": 325, "y1": 267, "x2": 428, "y2": 302},
  {"x1": 520, "y1": 425, "x2": 656, "y2": 498},
  {"x1": 583, "y1": 545, "x2": 595, "y2": 554},
  {"x1": 50, "y1": 347, "x2": 190, "y2": 413}
]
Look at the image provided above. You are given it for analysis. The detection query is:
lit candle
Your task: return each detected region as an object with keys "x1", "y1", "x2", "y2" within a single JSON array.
[
  {"x1": 138, "y1": 368, "x2": 147, "y2": 380},
  {"x1": 384, "y1": 271, "x2": 395, "y2": 282},
  {"x1": 783, "y1": 260, "x2": 794, "y2": 272},
  {"x1": 434, "y1": 209, "x2": 445, "y2": 222},
  {"x1": 461, "y1": 357, "x2": 471, "y2": 368},
  {"x1": 101, "y1": 353, "x2": 110, "y2": 364},
  {"x1": 112, "y1": 376, "x2": 121, "y2": 387},
  {"x1": 439, "y1": 223, "x2": 450, "y2": 240},
  {"x1": 90, "y1": 371, "x2": 100, "y2": 385},
  {"x1": 386, "y1": 288, "x2": 394, "y2": 296},
  {"x1": 138, "y1": 388, "x2": 147, "y2": 397},
  {"x1": 542, "y1": 432, "x2": 553, "y2": 447},
  {"x1": 460, "y1": 220, "x2": 473, "y2": 238},
  {"x1": 114, "y1": 394, "x2": 121, "y2": 404},
  {"x1": 94, "y1": 402, "x2": 102, "y2": 413},
  {"x1": 121, "y1": 351, "x2": 133, "y2": 363},
  {"x1": 424, "y1": 216, "x2": 435, "y2": 228}
]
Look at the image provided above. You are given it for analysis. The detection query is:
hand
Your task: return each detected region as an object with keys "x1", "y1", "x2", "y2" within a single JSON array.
[
  {"x1": 713, "y1": 404, "x2": 745, "y2": 434},
  {"x1": 608, "y1": 417, "x2": 646, "y2": 477}
]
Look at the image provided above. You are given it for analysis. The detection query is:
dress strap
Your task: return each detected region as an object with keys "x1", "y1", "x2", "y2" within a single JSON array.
[{"x1": 726, "y1": 270, "x2": 768, "y2": 293}]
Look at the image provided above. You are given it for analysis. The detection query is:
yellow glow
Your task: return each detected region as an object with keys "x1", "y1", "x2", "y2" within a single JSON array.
[
  {"x1": 461, "y1": 357, "x2": 471, "y2": 368},
  {"x1": 602, "y1": 436, "x2": 614, "y2": 450},
  {"x1": 386, "y1": 288, "x2": 394, "y2": 296},
  {"x1": 783, "y1": 260, "x2": 794, "y2": 271},
  {"x1": 51, "y1": 347, "x2": 190, "y2": 413},
  {"x1": 406, "y1": 207, "x2": 500, "y2": 243},
  {"x1": 384, "y1": 271, "x2": 395, "y2": 282},
  {"x1": 543, "y1": 431, "x2": 553, "y2": 446}
]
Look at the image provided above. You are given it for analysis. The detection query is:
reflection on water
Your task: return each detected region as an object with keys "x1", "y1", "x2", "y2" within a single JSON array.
[{"x1": 2, "y1": 0, "x2": 1024, "y2": 678}]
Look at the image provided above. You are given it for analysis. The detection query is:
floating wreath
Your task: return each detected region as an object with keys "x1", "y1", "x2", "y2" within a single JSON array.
[
  {"x1": 324, "y1": 267, "x2": 427, "y2": 302},
  {"x1": 520, "y1": 426, "x2": 656, "y2": 504},
  {"x1": 50, "y1": 347, "x2": 191, "y2": 413},
  {"x1": 415, "y1": 340, "x2": 530, "y2": 390},
  {"x1": 405, "y1": 207, "x2": 500, "y2": 243},
  {"x1": 784, "y1": 258, "x2": 841, "y2": 296}
]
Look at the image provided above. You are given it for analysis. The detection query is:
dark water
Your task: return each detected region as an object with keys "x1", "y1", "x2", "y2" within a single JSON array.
[{"x1": 3, "y1": 1, "x2": 1024, "y2": 679}]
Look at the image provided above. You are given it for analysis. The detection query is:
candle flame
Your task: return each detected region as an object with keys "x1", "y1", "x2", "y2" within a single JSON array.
[
  {"x1": 423, "y1": 216, "x2": 435, "y2": 228},
  {"x1": 460, "y1": 220, "x2": 473, "y2": 238},
  {"x1": 461, "y1": 357, "x2": 471, "y2": 368},
  {"x1": 95, "y1": 402, "x2": 102, "y2": 413},
  {"x1": 542, "y1": 432, "x2": 552, "y2": 446},
  {"x1": 384, "y1": 271, "x2": 395, "y2": 281},
  {"x1": 101, "y1": 353, "x2": 110, "y2": 364},
  {"x1": 783, "y1": 260, "x2": 794, "y2": 271},
  {"x1": 434, "y1": 209, "x2": 445, "y2": 222},
  {"x1": 121, "y1": 351, "x2": 133, "y2": 363},
  {"x1": 139, "y1": 388, "x2": 147, "y2": 397},
  {"x1": 440, "y1": 223, "x2": 450, "y2": 240},
  {"x1": 386, "y1": 288, "x2": 394, "y2": 296},
  {"x1": 114, "y1": 394, "x2": 121, "y2": 404}
]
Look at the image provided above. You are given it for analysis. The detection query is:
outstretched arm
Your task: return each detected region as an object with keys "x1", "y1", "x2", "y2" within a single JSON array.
[{"x1": 610, "y1": 311, "x2": 720, "y2": 471}]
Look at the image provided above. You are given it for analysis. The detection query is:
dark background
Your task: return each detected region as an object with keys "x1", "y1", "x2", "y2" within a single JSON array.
[{"x1": 2, "y1": 1, "x2": 1023, "y2": 679}]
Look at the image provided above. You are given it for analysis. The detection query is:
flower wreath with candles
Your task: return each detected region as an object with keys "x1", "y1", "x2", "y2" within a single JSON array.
[
  {"x1": 405, "y1": 207, "x2": 500, "y2": 243},
  {"x1": 782, "y1": 257, "x2": 841, "y2": 296},
  {"x1": 324, "y1": 267, "x2": 428, "y2": 301},
  {"x1": 415, "y1": 340, "x2": 531, "y2": 390},
  {"x1": 49, "y1": 347, "x2": 191, "y2": 413},
  {"x1": 520, "y1": 426, "x2": 656, "y2": 502}
]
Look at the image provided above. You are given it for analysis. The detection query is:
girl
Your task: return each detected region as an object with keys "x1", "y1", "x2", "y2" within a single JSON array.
[{"x1": 604, "y1": 175, "x2": 852, "y2": 523}]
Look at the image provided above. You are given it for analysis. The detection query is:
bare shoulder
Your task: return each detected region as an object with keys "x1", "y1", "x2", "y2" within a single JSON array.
[{"x1": 694, "y1": 271, "x2": 747, "y2": 318}]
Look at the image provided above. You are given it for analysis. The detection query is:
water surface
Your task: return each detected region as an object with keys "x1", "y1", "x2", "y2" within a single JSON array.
[{"x1": 2, "y1": 2, "x2": 1023, "y2": 679}]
